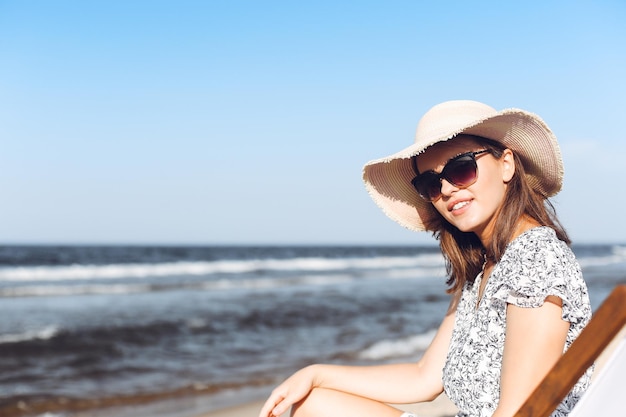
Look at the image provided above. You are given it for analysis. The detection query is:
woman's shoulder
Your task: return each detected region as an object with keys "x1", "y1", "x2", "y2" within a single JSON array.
[
  {"x1": 506, "y1": 226, "x2": 574, "y2": 262},
  {"x1": 493, "y1": 226, "x2": 591, "y2": 324},
  {"x1": 511, "y1": 225, "x2": 560, "y2": 245}
]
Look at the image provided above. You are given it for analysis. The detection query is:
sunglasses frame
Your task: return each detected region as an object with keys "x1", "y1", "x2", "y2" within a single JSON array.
[{"x1": 411, "y1": 149, "x2": 491, "y2": 202}]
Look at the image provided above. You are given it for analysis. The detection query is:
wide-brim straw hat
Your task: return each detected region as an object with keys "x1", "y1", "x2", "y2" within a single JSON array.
[{"x1": 362, "y1": 100, "x2": 564, "y2": 232}]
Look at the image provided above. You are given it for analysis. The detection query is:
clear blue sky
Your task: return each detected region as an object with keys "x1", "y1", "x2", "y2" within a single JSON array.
[{"x1": 1, "y1": 1, "x2": 624, "y2": 245}]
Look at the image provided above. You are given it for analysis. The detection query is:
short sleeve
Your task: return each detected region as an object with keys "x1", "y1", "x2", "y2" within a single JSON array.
[{"x1": 491, "y1": 227, "x2": 589, "y2": 326}]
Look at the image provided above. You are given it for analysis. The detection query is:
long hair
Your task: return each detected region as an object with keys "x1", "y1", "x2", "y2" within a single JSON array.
[{"x1": 423, "y1": 137, "x2": 570, "y2": 294}]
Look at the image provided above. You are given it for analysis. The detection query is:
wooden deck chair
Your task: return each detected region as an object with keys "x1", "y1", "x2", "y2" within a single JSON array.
[{"x1": 514, "y1": 285, "x2": 626, "y2": 417}]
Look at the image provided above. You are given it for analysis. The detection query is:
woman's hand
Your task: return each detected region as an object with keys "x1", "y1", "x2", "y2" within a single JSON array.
[
  {"x1": 258, "y1": 365, "x2": 319, "y2": 417},
  {"x1": 258, "y1": 293, "x2": 460, "y2": 417}
]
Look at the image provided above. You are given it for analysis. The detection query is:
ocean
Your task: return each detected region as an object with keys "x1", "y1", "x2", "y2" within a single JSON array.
[{"x1": 0, "y1": 243, "x2": 624, "y2": 417}]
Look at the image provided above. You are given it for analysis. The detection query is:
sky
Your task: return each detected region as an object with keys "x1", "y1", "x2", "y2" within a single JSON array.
[{"x1": 1, "y1": 0, "x2": 625, "y2": 245}]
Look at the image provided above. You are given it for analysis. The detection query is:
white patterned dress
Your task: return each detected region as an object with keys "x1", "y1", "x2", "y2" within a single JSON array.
[{"x1": 442, "y1": 227, "x2": 592, "y2": 417}]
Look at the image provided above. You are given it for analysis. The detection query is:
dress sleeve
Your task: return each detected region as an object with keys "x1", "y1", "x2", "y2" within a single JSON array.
[{"x1": 491, "y1": 229, "x2": 589, "y2": 325}]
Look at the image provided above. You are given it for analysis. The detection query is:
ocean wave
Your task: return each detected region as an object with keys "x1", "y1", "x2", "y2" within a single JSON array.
[
  {"x1": 611, "y1": 245, "x2": 626, "y2": 257},
  {"x1": 0, "y1": 269, "x2": 435, "y2": 298},
  {"x1": 358, "y1": 329, "x2": 437, "y2": 360},
  {"x1": 0, "y1": 283, "x2": 152, "y2": 297},
  {"x1": 0, "y1": 325, "x2": 59, "y2": 344},
  {"x1": 0, "y1": 254, "x2": 444, "y2": 283},
  {"x1": 577, "y1": 245, "x2": 626, "y2": 268}
]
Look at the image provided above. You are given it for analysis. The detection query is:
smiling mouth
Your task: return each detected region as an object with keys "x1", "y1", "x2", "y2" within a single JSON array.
[{"x1": 451, "y1": 200, "x2": 470, "y2": 211}]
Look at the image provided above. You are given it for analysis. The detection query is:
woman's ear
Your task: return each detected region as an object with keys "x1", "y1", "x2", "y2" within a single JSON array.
[{"x1": 501, "y1": 148, "x2": 515, "y2": 183}]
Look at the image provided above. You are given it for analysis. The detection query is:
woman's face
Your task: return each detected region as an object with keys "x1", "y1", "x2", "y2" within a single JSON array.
[{"x1": 416, "y1": 136, "x2": 515, "y2": 243}]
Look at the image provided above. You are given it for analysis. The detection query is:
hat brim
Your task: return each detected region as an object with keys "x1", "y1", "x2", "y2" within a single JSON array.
[{"x1": 362, "y1": 104, "x2": 563, "y2": 232}]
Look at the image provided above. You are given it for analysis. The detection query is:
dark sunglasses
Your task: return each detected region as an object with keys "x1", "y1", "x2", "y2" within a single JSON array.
[{"x1": 411, "y1": 150, "x2": 491, "y2": 202}]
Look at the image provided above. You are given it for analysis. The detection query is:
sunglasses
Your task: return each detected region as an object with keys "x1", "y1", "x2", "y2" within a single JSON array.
[{"x1": 411, "y1": 149, "x2": 491, "y2": 202}]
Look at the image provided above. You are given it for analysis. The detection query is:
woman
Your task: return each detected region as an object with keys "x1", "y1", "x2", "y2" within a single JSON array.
[{"x1": 258, "y1": 100, "x2": 592, "y2": 417}]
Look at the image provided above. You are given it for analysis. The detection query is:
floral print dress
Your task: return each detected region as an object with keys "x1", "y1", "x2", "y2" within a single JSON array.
[{"x1": 442, "y1": 227, "x2": 593, "y2": 417}]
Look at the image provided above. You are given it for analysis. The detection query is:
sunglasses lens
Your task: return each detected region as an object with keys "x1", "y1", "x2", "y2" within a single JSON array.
[
  {"x1": 445, "y1": 156, "x2": 478, "y2": 187},
  {"x1": 412, "y1": 173, "x2": 441, "y2": 201},
  {"x1": 411, "y1": 154, "x2": 480, "y2": 202}
]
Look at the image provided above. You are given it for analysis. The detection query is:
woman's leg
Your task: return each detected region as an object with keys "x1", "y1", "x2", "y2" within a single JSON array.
[{"x1": 290, "y1": 387, "x2": 406, "y2": 417}]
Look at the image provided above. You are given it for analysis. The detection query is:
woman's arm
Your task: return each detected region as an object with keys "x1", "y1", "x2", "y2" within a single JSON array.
[
  {"x1": 493, "y1": 295, "x2": 569, "y2": 417},
  {"x1": 314, "y1": 298, "x2": 458, "y2": 404},
  {"x1": 258, "y1": 291, "x2": 460, "y2": 417}
]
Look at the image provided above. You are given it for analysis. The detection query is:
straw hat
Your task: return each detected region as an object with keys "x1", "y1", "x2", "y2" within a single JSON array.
[{"x1": 362, "y1": 100, "x2": 564, "y2": 232}]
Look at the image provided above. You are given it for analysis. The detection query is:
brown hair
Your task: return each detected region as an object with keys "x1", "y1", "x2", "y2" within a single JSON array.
[{"x1": 422, "y1": 137, "x2": 570, "y2": 294}]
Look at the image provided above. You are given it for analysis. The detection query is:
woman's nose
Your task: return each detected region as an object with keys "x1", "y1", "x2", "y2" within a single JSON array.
[{"x1": 439, "y1": 178, "x2": 459, "y2": 198}]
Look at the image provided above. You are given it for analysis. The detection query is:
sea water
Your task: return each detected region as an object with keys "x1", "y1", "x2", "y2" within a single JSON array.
[{"x1": 0, "y1": 244, "x2": 624, "y2": 416}]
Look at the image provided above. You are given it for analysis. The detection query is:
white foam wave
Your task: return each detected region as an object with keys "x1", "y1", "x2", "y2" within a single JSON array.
[
  {"x1": 0, "y1": 325, "x2": 59, "y2": 344},
  {"x1": 577, "y1": 245, "x2": 626, "y2": 268},
  {"x1": 387, "y1": 267, "x2": 446, "y2": 279},
  {"x1": 0, "y1": 273, "x2": 368, "y2": 297},
  {"x1": 0, "y1": 254, "x2": 445, "y2": 283},
  {"x1": 0, "y1": 284, "x2": 151, "y2": 297},
  {"x1": 358, "y1": 329, "x2": 437, "y2": 360},
  {"x1": 611, "y1": 245, "x2": 626, "y2": 258},
  {"x1": 204, "y1": 273, "x2": 356, "y2": 291},
  {"x1": 0, "y1": 265, "x2": 440, "y2": 298}
]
